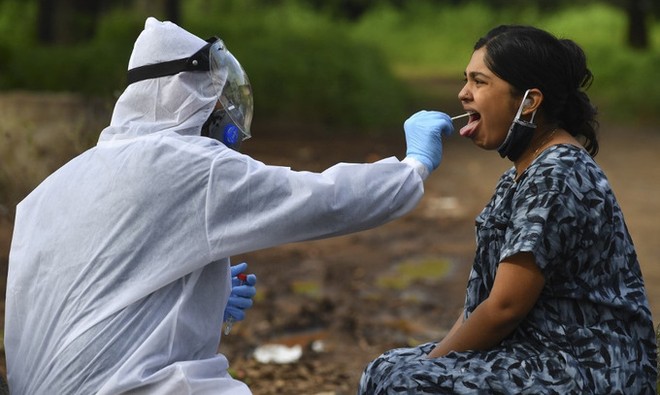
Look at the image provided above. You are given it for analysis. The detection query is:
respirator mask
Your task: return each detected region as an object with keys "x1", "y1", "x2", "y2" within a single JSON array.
[
  {"x1": 126, "y1": 37, "x2": 253, "y2": 150},
  {"x1": 202, "y1": 108, "x2": 244, "y2": 149},
  {"x1": 497, "y1": 89, "x2": 536, "y2": 161}
]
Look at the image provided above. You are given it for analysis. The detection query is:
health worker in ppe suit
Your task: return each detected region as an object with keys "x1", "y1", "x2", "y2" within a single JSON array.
[{"x1": 4, "y1": 17, "x2": 454, "y2": 394}]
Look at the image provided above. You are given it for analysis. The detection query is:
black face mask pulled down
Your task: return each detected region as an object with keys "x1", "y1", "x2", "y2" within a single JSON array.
[{"x1": 497, "y1": 90, "x2": 537, "y2": 161}]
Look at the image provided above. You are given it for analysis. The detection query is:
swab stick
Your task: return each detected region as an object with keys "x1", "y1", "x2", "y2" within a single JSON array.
[{"x1": 451, "y1": 113, "x2": 470, "y2": 121}]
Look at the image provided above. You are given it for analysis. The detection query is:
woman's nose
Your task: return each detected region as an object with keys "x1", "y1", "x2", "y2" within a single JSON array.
[{"x1": 458, "y1": 84, "x2": 470, "y2": 102}]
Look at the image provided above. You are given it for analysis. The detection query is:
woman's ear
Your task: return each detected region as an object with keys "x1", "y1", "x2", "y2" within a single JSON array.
[{"x1": 522, "y1": 89, "x2": 543, "y2": 115}]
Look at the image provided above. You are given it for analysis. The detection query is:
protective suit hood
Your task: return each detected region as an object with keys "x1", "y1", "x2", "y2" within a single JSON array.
[{"x1": 99, "y1": 17, "x2": 219, "y2": 142}]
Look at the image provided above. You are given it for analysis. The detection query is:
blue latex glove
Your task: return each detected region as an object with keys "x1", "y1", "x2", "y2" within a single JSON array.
[
  {"x1": 404, "y1": 110, "x2": 454, "y2": 172},
  {"x1": 223, "y1": 262, "x2": 257, "y2": 323}
]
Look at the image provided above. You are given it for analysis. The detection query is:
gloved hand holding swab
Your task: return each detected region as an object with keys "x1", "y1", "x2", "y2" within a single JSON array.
[{"x1": 404, "y1": 111, "x2": 454, "y2": 172}]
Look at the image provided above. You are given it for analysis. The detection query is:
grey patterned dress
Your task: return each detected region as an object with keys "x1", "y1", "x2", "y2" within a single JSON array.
[{"x1": 359, "y1": 145, "x2": 657, "y2": 394}]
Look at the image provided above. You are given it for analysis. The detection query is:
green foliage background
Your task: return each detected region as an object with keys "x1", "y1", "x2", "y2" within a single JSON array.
[{"x1": 0, "y1": 0, "x2": 658, "y2": 128}]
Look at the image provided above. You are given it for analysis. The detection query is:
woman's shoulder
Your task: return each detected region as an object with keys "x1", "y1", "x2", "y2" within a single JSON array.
[
  {"x1": 536, "y1": 143, "x2": 589, "y2": 168},
  {"x1": 522, "y1": 144, "x2": 609, "y2": 198},
  {"x1": 529, "y1": 144, "x2": 600, "y2": 178}
]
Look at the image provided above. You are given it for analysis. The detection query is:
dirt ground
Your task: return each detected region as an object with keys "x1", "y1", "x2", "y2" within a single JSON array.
[{"x1": 0, "y1": 92, "x2": 658, "y2": 394}]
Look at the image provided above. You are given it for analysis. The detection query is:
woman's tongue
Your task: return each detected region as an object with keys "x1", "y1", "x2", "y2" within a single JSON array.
[{"x1": 459, "y1": 114, "x2": 480, "y2": 137}]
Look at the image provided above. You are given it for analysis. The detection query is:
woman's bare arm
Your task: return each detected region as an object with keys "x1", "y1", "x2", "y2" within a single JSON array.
[
  {"x1": 431, "y1": 310, "x2": 464, "y2": 353},
  {"x1": 428, "y1": 252, "x2": 544, "y2": 358}
]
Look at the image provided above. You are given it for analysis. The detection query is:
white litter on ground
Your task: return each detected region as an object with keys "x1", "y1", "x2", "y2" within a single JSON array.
[{"x1": 253, "y1": 344, "x2": 303, "y2": 364}]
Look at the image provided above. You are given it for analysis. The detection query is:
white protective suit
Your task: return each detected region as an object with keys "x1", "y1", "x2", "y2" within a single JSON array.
[{"x1": 5, "y1": 18, "x2": 428, "y2": 394}]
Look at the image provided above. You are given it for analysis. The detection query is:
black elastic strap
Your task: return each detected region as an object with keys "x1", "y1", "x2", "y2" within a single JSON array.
[
  {"x1": 126, "y1": 38, "x2": 217, "y2": 85},
  {"x1": 127, "y1": 58, "x2": 190, "y2": 85}
]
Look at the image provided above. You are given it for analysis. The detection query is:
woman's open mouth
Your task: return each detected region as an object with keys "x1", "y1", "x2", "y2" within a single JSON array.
[{"x1": 459, "y1": 112, "x2": 480, "y2": 138}]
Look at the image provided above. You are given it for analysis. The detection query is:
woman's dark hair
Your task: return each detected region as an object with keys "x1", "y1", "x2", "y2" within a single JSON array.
[{"x1": 475, "y1": 25, "x2": 599, "y2": 156}]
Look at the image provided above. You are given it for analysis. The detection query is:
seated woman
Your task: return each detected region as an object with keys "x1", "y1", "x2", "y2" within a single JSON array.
[{"x1": 359, "y1": 25, "x2": 657, "y2": 394}]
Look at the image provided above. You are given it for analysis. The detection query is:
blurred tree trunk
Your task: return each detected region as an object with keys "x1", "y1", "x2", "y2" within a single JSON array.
[
  {"x1": 165, "y1": 0, "x2": 180, "y2": 24},
  {"x1": 37, "y1": 0, "x2": 106, "y2": 45},
  {"x1": 37, "y1": 0, "x2": 57, "y2": 44},
  {"x1": 626, "y1": 0, "x2": 649, "y2": 49},
  {"x1": 36, "y1": 0, "x2": 182, "y2": 44},
  {"x1": 134, "y1": 0, "x2": 180, "y2": 23}
]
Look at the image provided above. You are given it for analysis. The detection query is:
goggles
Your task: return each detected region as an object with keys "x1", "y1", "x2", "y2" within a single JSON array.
[{"x1": 127, "y1": 37, "x2": 253, "y2": 141}]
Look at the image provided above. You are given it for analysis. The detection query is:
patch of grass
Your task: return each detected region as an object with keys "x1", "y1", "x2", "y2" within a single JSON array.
[
  {"x1": 290, "y1": 280, "x2": 323, "y2": 299},
  {"x1": 377, "y1": 256, "x2": 452, "y2": 290}
]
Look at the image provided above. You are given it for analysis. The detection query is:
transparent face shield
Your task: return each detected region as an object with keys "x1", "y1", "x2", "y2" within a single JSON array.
[
  {"x1": 208, "y1": 38, "x2": 253, "y2": 142},
  {"x1": 126, "y1": 36, "x2": 254, "y2": 145}
]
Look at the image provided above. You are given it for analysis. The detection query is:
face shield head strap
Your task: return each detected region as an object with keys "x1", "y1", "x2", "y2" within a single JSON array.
[{"x1": 126, "y1": 37, "x2": 220, "y2": 85}]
